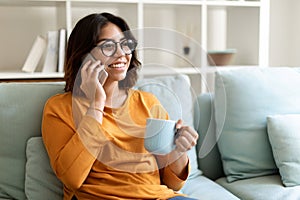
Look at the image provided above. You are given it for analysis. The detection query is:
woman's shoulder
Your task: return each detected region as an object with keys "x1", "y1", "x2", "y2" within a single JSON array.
[
  {"x1": 46, "y1": 92, "x2": 72, "y2": 105},
  {"x1": 44, "y1": 92, "x2": 72, "y2": 112},
  {"x1": 43, "y1": 92, "x2": 76, "y2": 130}
]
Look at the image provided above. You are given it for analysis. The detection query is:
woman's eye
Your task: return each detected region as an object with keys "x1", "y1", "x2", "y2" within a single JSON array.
[{"x1": 103, "y1": 43, "x2": 114, "y2": 49}]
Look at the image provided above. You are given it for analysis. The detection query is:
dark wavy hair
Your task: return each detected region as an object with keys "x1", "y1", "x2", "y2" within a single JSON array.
[{"x1": 64, "y1": 12, "x2": 141, "y2": 94}]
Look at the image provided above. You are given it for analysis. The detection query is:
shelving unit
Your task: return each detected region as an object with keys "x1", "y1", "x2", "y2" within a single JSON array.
[{"x1": 0, "y1": 0, "x2": 270, "y2": 92}]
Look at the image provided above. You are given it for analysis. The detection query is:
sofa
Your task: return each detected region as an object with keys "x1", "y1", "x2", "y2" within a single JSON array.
[
  {"x1": 0, "y1": 73, "x2": 236, "y2": 200},
  {"x1": 0, "y1": 67, "x2": 299, "y2": 200}
]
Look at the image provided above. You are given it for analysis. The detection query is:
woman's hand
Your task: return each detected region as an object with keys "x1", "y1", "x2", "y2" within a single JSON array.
[
  {"x1": 80, "y1": 60, "x2": 106, "y2": 108},
  {"x1": 155, "y1": 119, "x2": 198, "y2": 181},
  {"x1": 174, "y1": 119, "x2": 198, "y2": 153}
]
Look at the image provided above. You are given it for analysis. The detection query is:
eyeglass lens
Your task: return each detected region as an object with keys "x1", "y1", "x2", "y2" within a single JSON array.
[{"x1": 100, "y1": 39, "x2": 137, "y2": 57}]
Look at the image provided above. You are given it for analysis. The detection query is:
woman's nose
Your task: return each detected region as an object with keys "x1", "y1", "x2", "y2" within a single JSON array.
[{"x1": 114, "y1": 43, "x2": 125, "y2": 57}]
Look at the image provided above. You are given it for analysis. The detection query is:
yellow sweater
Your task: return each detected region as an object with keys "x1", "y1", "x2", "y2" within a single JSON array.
[{"x1": 42, "y1": 89, "x2": 189, "y2": 200}]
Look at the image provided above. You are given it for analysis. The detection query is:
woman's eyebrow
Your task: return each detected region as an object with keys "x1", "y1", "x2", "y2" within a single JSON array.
[{"x1": 97, "y1": 37, "x2": 126, "y2": 43}]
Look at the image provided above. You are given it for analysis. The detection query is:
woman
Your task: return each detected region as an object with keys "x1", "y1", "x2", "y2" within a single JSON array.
[{"x1": 42, "y1": 12, "x2": 198, "y2": 200}]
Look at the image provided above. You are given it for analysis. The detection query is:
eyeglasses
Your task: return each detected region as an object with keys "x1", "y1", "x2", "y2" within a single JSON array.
[{"x1": 96, "y1": 39, "x2": 138, "y2": 57}]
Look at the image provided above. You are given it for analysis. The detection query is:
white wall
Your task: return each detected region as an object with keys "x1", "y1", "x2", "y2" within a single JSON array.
[
  {"x1": 0, "y1": 6, "x2": 60, "y2": 71},
  {"x1": 269, "y1": 0, "x2": 300, "y2": 67}
]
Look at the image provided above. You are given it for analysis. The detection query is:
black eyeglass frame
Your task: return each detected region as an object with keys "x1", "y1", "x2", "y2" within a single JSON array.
[{"x1": 96, "y1": 38, "x2": 138, "y2": 57}]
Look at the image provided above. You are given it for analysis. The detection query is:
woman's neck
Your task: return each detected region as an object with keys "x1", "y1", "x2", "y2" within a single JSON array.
[{"x1": 103, "y1": 82, "x2": 128, "y2": 108}]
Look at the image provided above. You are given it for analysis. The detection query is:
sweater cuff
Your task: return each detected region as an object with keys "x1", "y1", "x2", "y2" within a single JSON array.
[{"x1": 163, "y1": 159, "x2": 190, "y2": 191}]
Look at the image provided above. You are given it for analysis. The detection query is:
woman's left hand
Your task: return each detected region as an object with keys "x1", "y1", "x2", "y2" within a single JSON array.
[
  {"x1": 174, "y1": 119, "x2": 198, "y2": 153},
  {"x1": 155, "y1": 119, "x2": 198, "y2": 184}
]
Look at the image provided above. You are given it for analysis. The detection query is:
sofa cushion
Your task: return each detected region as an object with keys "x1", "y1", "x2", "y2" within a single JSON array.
[
  {"x1": 267, "y1": 114, "x2": 300, "y2": 187},
  {"x1": 136, "y1": 74, "x2": 202, "y2": 179},
  {"x1": 181, "y1": 175, "x2": 239, "y2": 200},
  {"x1": 25, "y1": 137, "x2": 63, "y2": 199},
  {"x1": 214, "y1": 67, "x2": 300, "y2": 182},
  {"x1": 0, "y1": 82, "x2": 65, "y2": 199},
  {"x1": 216, "y1": 175, "x2": 300, "y2": 200}
]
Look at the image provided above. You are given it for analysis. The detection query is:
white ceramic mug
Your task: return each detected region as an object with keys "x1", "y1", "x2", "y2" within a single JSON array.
[{"x1": 144, "y1": 118, "x2": 177, "y2": 155}]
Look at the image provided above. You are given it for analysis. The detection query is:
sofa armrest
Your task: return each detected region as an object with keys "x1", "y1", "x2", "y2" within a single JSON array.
[{"x1": 194, "y1": 93, "x2": 224, "y2": 180}]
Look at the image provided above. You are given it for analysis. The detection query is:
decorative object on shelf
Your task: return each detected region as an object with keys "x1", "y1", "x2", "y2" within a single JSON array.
[
  {"x1": 182, "y1": 23, "x2": 194, "y2": 57},
  {"x1": 207, "y1": 6, "x2": 237, "y2": 67},
  {"x1": 207, "y1": 49, "x2": 237, "y2": 66},
  {"x1": 183, "y1": 46, "x2": 190, "y2": 56},
  {"x1": 208, "y1": 7, "x2": 227, "y2": 51}
]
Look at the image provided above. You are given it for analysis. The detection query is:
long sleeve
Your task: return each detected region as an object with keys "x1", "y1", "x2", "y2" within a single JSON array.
[{"x1": 42, "y1": 93, "x2": 106, "y2": 190}]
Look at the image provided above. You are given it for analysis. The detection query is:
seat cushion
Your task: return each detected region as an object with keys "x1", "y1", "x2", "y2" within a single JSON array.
[
  {"x1": 216, "y1": 175, "x2": 300, "y2": 200},
  {"x1": 181, "y1": 175, "x2": 239, "y2": 200}
]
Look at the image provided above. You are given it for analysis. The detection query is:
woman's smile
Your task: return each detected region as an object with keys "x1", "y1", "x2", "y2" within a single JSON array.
[{"x1": 108, "y1": 62, "x2": 126, "y2": 68}]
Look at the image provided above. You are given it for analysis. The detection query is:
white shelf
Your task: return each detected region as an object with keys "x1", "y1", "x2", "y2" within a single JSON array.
[
  {"x1": 206, "y1": 1, "x2": 261, "y2": 7},
  {"x1": 0, "y1": 72, "x2": 64, "y2": 80},
  {"x1": 142, "y1": 0, "x2": 203, "y2": 5},
  {"x1": 0, "y1": 1, "x2": 66, "y2": 6},
  {"x1": 141, "y1": 0, "x2": 260, "y2": 6},
  {"x1": 71, "y1": 0, "x2": 139, "y2": 3}
]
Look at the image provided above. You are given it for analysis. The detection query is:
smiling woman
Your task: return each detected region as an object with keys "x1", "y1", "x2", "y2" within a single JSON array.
[{"x1": 41, "y1": 12, "x2": 198, "y2": 200}]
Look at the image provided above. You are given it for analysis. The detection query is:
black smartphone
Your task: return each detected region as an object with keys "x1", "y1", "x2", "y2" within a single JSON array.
[{"x1": 82, "y1": 53, "x2": 108, "y2": 85}]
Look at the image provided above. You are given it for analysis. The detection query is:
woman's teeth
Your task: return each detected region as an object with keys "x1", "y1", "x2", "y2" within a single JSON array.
[{"x1": 109, "y1": 63, "x2": 125, "y2": 68}]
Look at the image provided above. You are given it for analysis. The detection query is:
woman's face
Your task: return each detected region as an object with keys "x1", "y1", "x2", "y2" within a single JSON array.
[{"x1": 91, "y1": 22, "x2": 133, "y2": 83}]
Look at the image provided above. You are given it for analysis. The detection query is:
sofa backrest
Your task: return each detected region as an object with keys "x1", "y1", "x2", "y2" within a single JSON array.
[{"x1": 0, "y1": 82, "x2": 65, "y2": 199}]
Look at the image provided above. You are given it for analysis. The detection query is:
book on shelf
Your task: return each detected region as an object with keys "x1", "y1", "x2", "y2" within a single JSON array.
[
  {"x1": 57, "y1": 28, "x2": 67, "y2": 73},
  {"x1": 21, "y1": 35, "x2": 47, "y2": 73},
  {"x1": 21, "y1": 29, "x2": 67, "y2": 74},
  {"x1": 42, "y1": 30, "x2": 59, "y2": 73}
]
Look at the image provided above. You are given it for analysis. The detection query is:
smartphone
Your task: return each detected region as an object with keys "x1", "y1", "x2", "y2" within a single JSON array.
[{"x1": 82, "y1": 53, "x2": 108, "y2": 85}]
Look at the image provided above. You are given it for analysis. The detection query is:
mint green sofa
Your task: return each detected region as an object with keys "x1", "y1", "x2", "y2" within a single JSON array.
[
  {"x1": 195, "y1": 67, "x2": 300, "y2": 200},
  {"x1": 0, "y1": 74, "x2": 238, "y2": 200}
]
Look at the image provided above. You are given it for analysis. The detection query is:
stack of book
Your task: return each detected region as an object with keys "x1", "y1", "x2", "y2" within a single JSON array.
[{"x1": 22, "y1": 28, "x2": 67, "y2": 73}]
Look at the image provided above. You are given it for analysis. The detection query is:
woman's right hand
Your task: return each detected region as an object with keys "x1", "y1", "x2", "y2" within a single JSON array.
[{"x1": 80, "y1": 60, "x2": 106, "y2": 109}]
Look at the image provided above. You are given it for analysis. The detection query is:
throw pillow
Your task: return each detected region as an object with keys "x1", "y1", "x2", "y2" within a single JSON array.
[
  {"x1": 214, "y1": 67, "x2": 300, "y2": 182},
  {"x1": 25, "y1": 137, "x2": 63, "y2": 200},
  {"x1": 267, "y1": 114, "x2": 300, "y2": 187}
]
